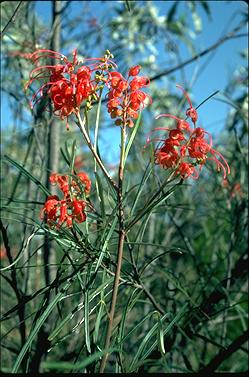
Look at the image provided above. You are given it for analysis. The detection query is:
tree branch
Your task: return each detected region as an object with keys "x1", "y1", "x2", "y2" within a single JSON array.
[
  {"x1": 1, "y1": 1, "x2": 24, "y2": 39},
  {"x1": 199, "y1": 329, "x2": 249, "y2": 373},
  {"x1": 150, "y1": 25, "x2": 247, "y2": 82}
]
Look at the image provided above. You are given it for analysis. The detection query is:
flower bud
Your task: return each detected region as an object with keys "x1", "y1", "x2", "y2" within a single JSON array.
[
  {"x1": 127, "y1": 119, "x2": 134, "y2": 128},
  {"x1": 129, "y1": 65, "x2": 141, "y2": 76},
  {"x1": 115, "y1": 119, "x2": 122, "y2": 126}
]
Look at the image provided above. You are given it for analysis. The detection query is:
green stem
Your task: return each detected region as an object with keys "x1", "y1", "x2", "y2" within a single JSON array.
[
  {"x1": 99, "y1": 124, "x2": 126, "y2": 373},
  {"x1": 94, "y1": 89, "x2": 103, "y2": 173},
  {"x1": 76, "y1": 111, "x2": 118, "y2": 192}
]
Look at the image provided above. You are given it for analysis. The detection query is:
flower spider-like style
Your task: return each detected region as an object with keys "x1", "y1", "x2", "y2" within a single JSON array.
[
  {"x1": 147, "y1": 85, "x2": 230, "y2": 180},
  {"x1": 25, "y1": 49, "x2": 116, "y2": 128},
  {"x1": 107, "y1": 65, "x2": 151, "y2": 128},
  {"x1": 41, "y1": 172, "x2": 91, "y2": 228}
]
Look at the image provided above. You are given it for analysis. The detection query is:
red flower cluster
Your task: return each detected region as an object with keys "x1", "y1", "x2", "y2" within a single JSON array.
[
  {"x1": 107, "y1": 65, "x2": 151, "y2": 128},
  {"x1": 147, "y1": 85, "x2": 230, "y2": 180},
  {"x1": 25, "y1": 49, "x2": 116, "y2": 128},
  {"x1": 41, "y1": 172, "x2": 91, "y2": 228}
]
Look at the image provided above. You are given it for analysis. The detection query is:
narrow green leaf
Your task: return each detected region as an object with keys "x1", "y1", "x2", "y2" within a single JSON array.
[
  {"x1": 124, "y1": 0, "x2": 131, "y2": 12},
  {"x1": 69, "y1": 139, "x2": 77, "y2": 173},
  {"x1": 95, "y1": 210, "x2": 118, "y2": 272},
  {"x1": 139, "y1": 249, "x2": 184, "y2": 276},
  {"x1": 118, "y1": 288, "x2": 142, "y2": 363},
  {"x1": 199, "y1": 1, "x2": 212, "y2": 19},
  {"x1": 60, "y1": 146, "x2": 70, "y2": 166},
  {"x1": 84, "y1": 289, "x2": 91, "y2": 353},
  {"x1": 47, "y1": 288, "x2": 113, "y2": 349},
  {"x1": 4, "y1": 155, "x2": 50, "y2": 196},
  {"x1": 95, "y1": 171, "x2": 106, "y2": 219},
  {"x1": 127, "y1": 181, "x2": 181, "y2": 231},
  {"x1": 42, "y1": 347, "x2": 118, "y2": 371},
  {"x1": 128, "y1": 311, "x2": 170, "y2": 371},
  {"x1": 162, "y1": 270, "x2": 197, "y2": 306},
  {"x1": 133, "y1": 303, "x2": 189, "y2": 371},
  {"x1": 84, "y1": 265, "x2": 91, "y2": 353},
  {"x1": 118, "y1": 288, "x2": 141, "y2": 342},
  {"x1": 130, "y1": 163, "x2": 152, "y2": 217},
  {"x1": 6, "y1": 130, "x2": 34, "y2": 206},
  {"x1": 0, "y1": 231, "x2": 37, "y2": 272},
  {"x1": 124, "y1": 111, "x2": 142, "y2": 165},
  {"x1": 63, "y1": 140, "x2": 72, "y2": 164},
  {"x1": 48, "y1": 277, "x2": 113, "y2": 341},
  {"x1": 167, "y1": 1, "x2": 179, "y2": 23},
  {"x1": 48, "y1": 312, "x2": 75, "y2": 342},
  {"x1": 158, "y1": 317, "x2": 166, "y2": 355},
  {"x1": 94, "y1": 90, "x2": 103, "y2": 171},
  {"x1": 93, "y1": 270, "x2": 107, "y2": 344},
  {"x1": 12, "y1": 279, "x2": 74, "y2": 372},
  {"x1": 119, "y1": 310, "x2": 160, "y2": 347}
]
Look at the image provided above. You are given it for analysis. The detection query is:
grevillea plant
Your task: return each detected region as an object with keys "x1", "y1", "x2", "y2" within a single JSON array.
[{"x1": 9, "y1": 48, "x2": 232, "y2": 373}]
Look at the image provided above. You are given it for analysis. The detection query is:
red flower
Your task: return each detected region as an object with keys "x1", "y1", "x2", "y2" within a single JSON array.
[
  {"x1": 41, "y1": 196, "x2": 87, "y2": 228},
  {"x1": 76, "y1": 172, "x2": 91, "y2": 195},
  {"x1": 107, "y1": 65, "x2": 151, "y2": 127},
  {"x1": 129, "y1": 76, "x2": 149, "y2": 91},
  {"x1": 176, "y1": 162, "x2": 199, "y2": 179},
  {"x1": 71, "y1": 198, "x2": 87, "y2": 223},
  {"x1": 129, "y1": 65, "x2": 141, "y2": 76},
  {"x1": 108, "y1": 71, "x2": 123, "y2": 85},
  {"x1": 50, "y1": 174, "x2": 69, "y2": 196},
  {"x1": 25, "y1": 49, "x2": 116, "y2": 128},
  {"x1": 49, "y1": 172, "x2": 91, "y2": 197},
  {"x1": 155, "y1": 145, "x2": 179, "y2": 168},
  {"x1": 41, "y1": 171, "x2": 91, "y2": 228},
  {"x1": 40, "y1": 195, "x2": 61, "y2": 227},
  {"x1": 147, "y1": 85, "x2": 230, "y2": 180}
]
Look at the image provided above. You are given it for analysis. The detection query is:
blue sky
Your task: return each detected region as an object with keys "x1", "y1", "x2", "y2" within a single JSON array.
[{"x1": 2, "y1": 1, "x2": 248, "y2": 163}]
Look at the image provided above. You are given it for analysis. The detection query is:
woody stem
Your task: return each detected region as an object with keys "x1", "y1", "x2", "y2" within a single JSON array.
[
  {"x1": 76, "y1": 111, "x2": 118, "y2": 192},
  {"x1": 99, "y1": 123, "x2": 126, "y2": 373}
]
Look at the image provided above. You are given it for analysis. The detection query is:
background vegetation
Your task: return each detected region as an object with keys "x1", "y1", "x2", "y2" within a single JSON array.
[{"x1": 1, "y1": 1, "x2": 248, "y2": 373}]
